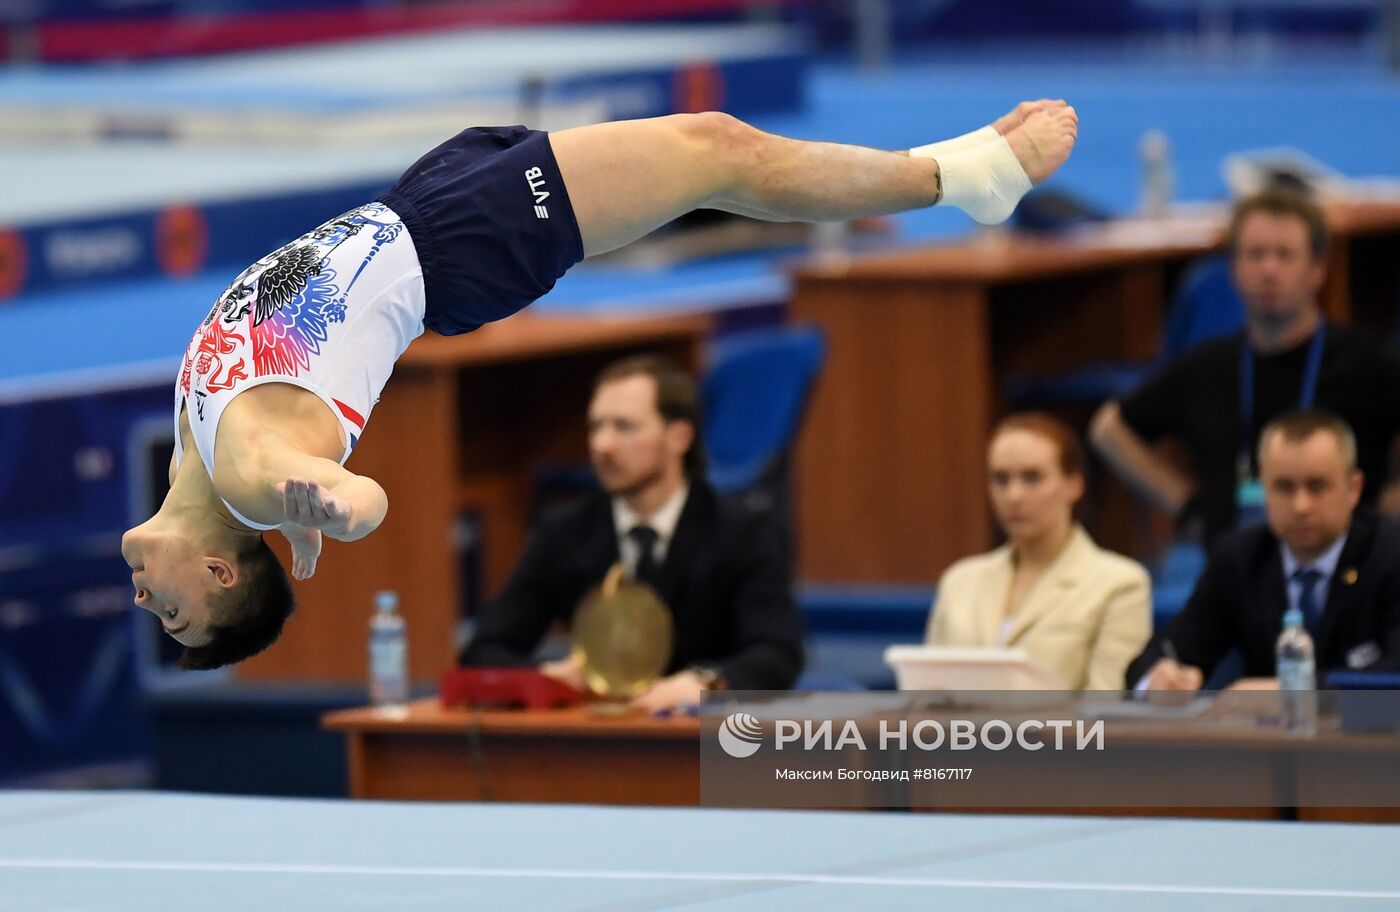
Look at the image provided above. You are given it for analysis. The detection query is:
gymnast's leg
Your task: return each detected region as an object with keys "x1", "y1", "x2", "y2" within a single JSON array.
[{"x1": 547, "y1": 102, "x2": 1079, "y2": 257}]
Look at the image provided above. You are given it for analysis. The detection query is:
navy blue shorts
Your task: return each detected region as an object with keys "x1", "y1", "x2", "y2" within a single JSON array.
[{"x1": 378, "y1": 125, "x2": 585, "y2": 336}]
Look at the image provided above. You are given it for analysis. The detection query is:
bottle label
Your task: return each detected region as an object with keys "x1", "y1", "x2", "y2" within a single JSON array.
[
  {"x1": 1278, "y1": 657, "x2": 1315, "y2": 691},
  {"x1": 371, "y1": 639, "x2": 406, "y2": 678},
  {"x1": 369, "y1": 621, "x2": 408, "y2": 705}
]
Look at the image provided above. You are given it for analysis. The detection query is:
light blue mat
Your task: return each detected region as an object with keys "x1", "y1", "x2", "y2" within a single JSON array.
[{"x1": 1, "y1": 790, "x2": 1397, "y2": 911}]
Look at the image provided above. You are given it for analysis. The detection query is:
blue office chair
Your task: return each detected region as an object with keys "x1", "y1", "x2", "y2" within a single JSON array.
[
  {"x1": 701, "y1": 324, "x2": 827, "y2": 495},
  {"x1": 1006, "y1": 254, "x2": 1244, "y2": 404},
  {"x1": 698, "y1": 324, "x2": 826, "y2": 572},
  {"x1": 1159, "y1": 254, "x2": 1245, "y2": 358},
  {"x1": 1150, "y1": 540, "x2": 1207, "y2": 631}
]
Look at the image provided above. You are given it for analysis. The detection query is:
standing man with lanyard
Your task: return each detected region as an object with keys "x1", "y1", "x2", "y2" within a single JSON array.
[
  {"x1": 1091, "y1": 187, "x2": 1400, "y2": 546},
  {"x1": 1231, "y1": 320, "x2": 1325, "y2": 527}
]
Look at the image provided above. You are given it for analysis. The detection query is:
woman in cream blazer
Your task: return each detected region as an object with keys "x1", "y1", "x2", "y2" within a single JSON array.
[{"x1": 926, "y1": 413, "x2": 1152, "y2": 691}]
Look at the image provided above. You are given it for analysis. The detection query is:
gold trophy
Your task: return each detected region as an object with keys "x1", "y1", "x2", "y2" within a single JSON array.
[{"x1": 572, "y1": 563, "x2": 673, "y2": 710}]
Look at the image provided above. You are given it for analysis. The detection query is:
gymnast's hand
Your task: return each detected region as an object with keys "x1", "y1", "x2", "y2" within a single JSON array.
[
  {"x1": 276, "y1": 474, "x2": 389, "y2": 543},
  {"x1": 277, "y1": 478, "x2": 355, "y2": 541},
  {"x1": 280, "y1": 521, "x2": 323, "y2": 581}
]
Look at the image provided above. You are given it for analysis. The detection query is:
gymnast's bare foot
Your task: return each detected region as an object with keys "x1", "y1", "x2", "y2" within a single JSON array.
[
  {"x1": 990, "y1": 99, "x2": 1063, "y2": 137},
  {"x1": 1004, "y1": 106, "x2": 1079, "y2": 185}
]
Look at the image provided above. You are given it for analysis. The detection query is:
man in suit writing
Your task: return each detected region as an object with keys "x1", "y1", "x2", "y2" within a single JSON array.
[
  {"x1": 1129, "y1": 409, "x2": 1400, "y2": 691},
  {"x1": 458, "y1": 355, "x2": 803, "y2": 711}
]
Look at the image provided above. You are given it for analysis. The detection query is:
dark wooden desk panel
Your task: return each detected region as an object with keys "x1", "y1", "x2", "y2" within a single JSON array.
[{"x1": 324, "y1": 699, "x2": 700, "y2": 805}]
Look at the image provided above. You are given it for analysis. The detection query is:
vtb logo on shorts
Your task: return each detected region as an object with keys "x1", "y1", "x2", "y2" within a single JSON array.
[{"x1": 525, "y1": 166, "x2": 550, "y2": 219}]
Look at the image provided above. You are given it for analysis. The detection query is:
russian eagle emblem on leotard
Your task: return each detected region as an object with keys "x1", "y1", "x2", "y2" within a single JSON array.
[{"x1": 180, "y1": 202, "x2": 401, "y2": 412}]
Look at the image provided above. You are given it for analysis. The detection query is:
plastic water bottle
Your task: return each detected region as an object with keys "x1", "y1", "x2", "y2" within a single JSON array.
[
  {"x1": 1277, "y1": 606, "x2": 1318, "y2": 737},
  {"x1": 1139, "y1": 129, "x2": 1174, "y2": 219},
  {"x1": 369, "y1": 590, "x2": 408, "y2": 708}
]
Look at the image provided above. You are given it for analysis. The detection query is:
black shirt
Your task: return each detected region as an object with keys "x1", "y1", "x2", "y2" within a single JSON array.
[{"x1": 1119, "y1": 324, "x2": 1400, "y2": 544}]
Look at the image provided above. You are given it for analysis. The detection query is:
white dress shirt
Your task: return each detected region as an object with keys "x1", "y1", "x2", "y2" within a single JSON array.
[
  {"x1": 612, "y1": 483, "x2": 690, "y2": 577},
  {"x1": 1280, "y1": 532, "x2": 1347, "y2": 623}
]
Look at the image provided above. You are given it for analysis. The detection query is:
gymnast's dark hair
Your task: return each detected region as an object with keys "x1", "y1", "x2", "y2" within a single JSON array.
[{"x1": 178, "y1": 535, "x2": 295, "y2": 670}]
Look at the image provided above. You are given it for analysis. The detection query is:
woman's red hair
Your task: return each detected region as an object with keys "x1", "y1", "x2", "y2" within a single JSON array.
[{"x1": 990, "y1": 412, "x2": 1085, "y2": 479}]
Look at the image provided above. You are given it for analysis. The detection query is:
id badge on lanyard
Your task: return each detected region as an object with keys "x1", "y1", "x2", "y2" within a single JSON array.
[
  {"x1": 1235, "y1": 453, "x2": 1267, "y2": 526},
  {"x1": 1235, "y1": 325, "x2": 1326, "y2": 527}
]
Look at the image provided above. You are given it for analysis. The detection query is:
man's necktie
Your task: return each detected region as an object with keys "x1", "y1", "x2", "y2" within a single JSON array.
[
  {"x1": 1292, "y1": 567, "x2": 1324, "y2": 639},
  {"x1": 628, "y1": 525, "x2": 661, "y2": 587}
]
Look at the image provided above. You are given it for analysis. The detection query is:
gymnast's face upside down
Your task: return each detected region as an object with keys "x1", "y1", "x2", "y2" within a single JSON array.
[
  {"x1": 121, "y1": 519, "x2": 234, "y2": 649},
  {"x1": 121, "y1": 508, "x2": 293, "y2": 671}
]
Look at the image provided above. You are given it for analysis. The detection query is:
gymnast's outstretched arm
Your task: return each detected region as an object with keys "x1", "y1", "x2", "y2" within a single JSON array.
[{"x1": 217, "y1": 438, "x2": 389, "y2": 563}]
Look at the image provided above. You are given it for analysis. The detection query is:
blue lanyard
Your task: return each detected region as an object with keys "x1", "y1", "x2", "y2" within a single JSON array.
[{"x1": 1239, "y1": 323, "x2": 1327, "y2": 460}]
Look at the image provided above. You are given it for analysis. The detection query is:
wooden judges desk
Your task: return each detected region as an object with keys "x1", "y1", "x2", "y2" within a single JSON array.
[
  {"x1": 905, "y1": 718, "x2": 1400, "y2": 823},
  {"x1": 323, "y1": 699, "x2": 701, "y2": 805},
  {"x1": 792, "y1": 202, "x2": 1400, "y2": 583},
  {"x1": 238, "y1": 311, "x2": 710, "y2": 683},
  {"x1": 323, "y1": 698, "x2": 1400, "y2": 822}
]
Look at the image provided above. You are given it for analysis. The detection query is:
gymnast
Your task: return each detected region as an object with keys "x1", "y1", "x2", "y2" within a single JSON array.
[{"x1": 121, "y1": 102, "x2": 1079, "y2": 668}]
